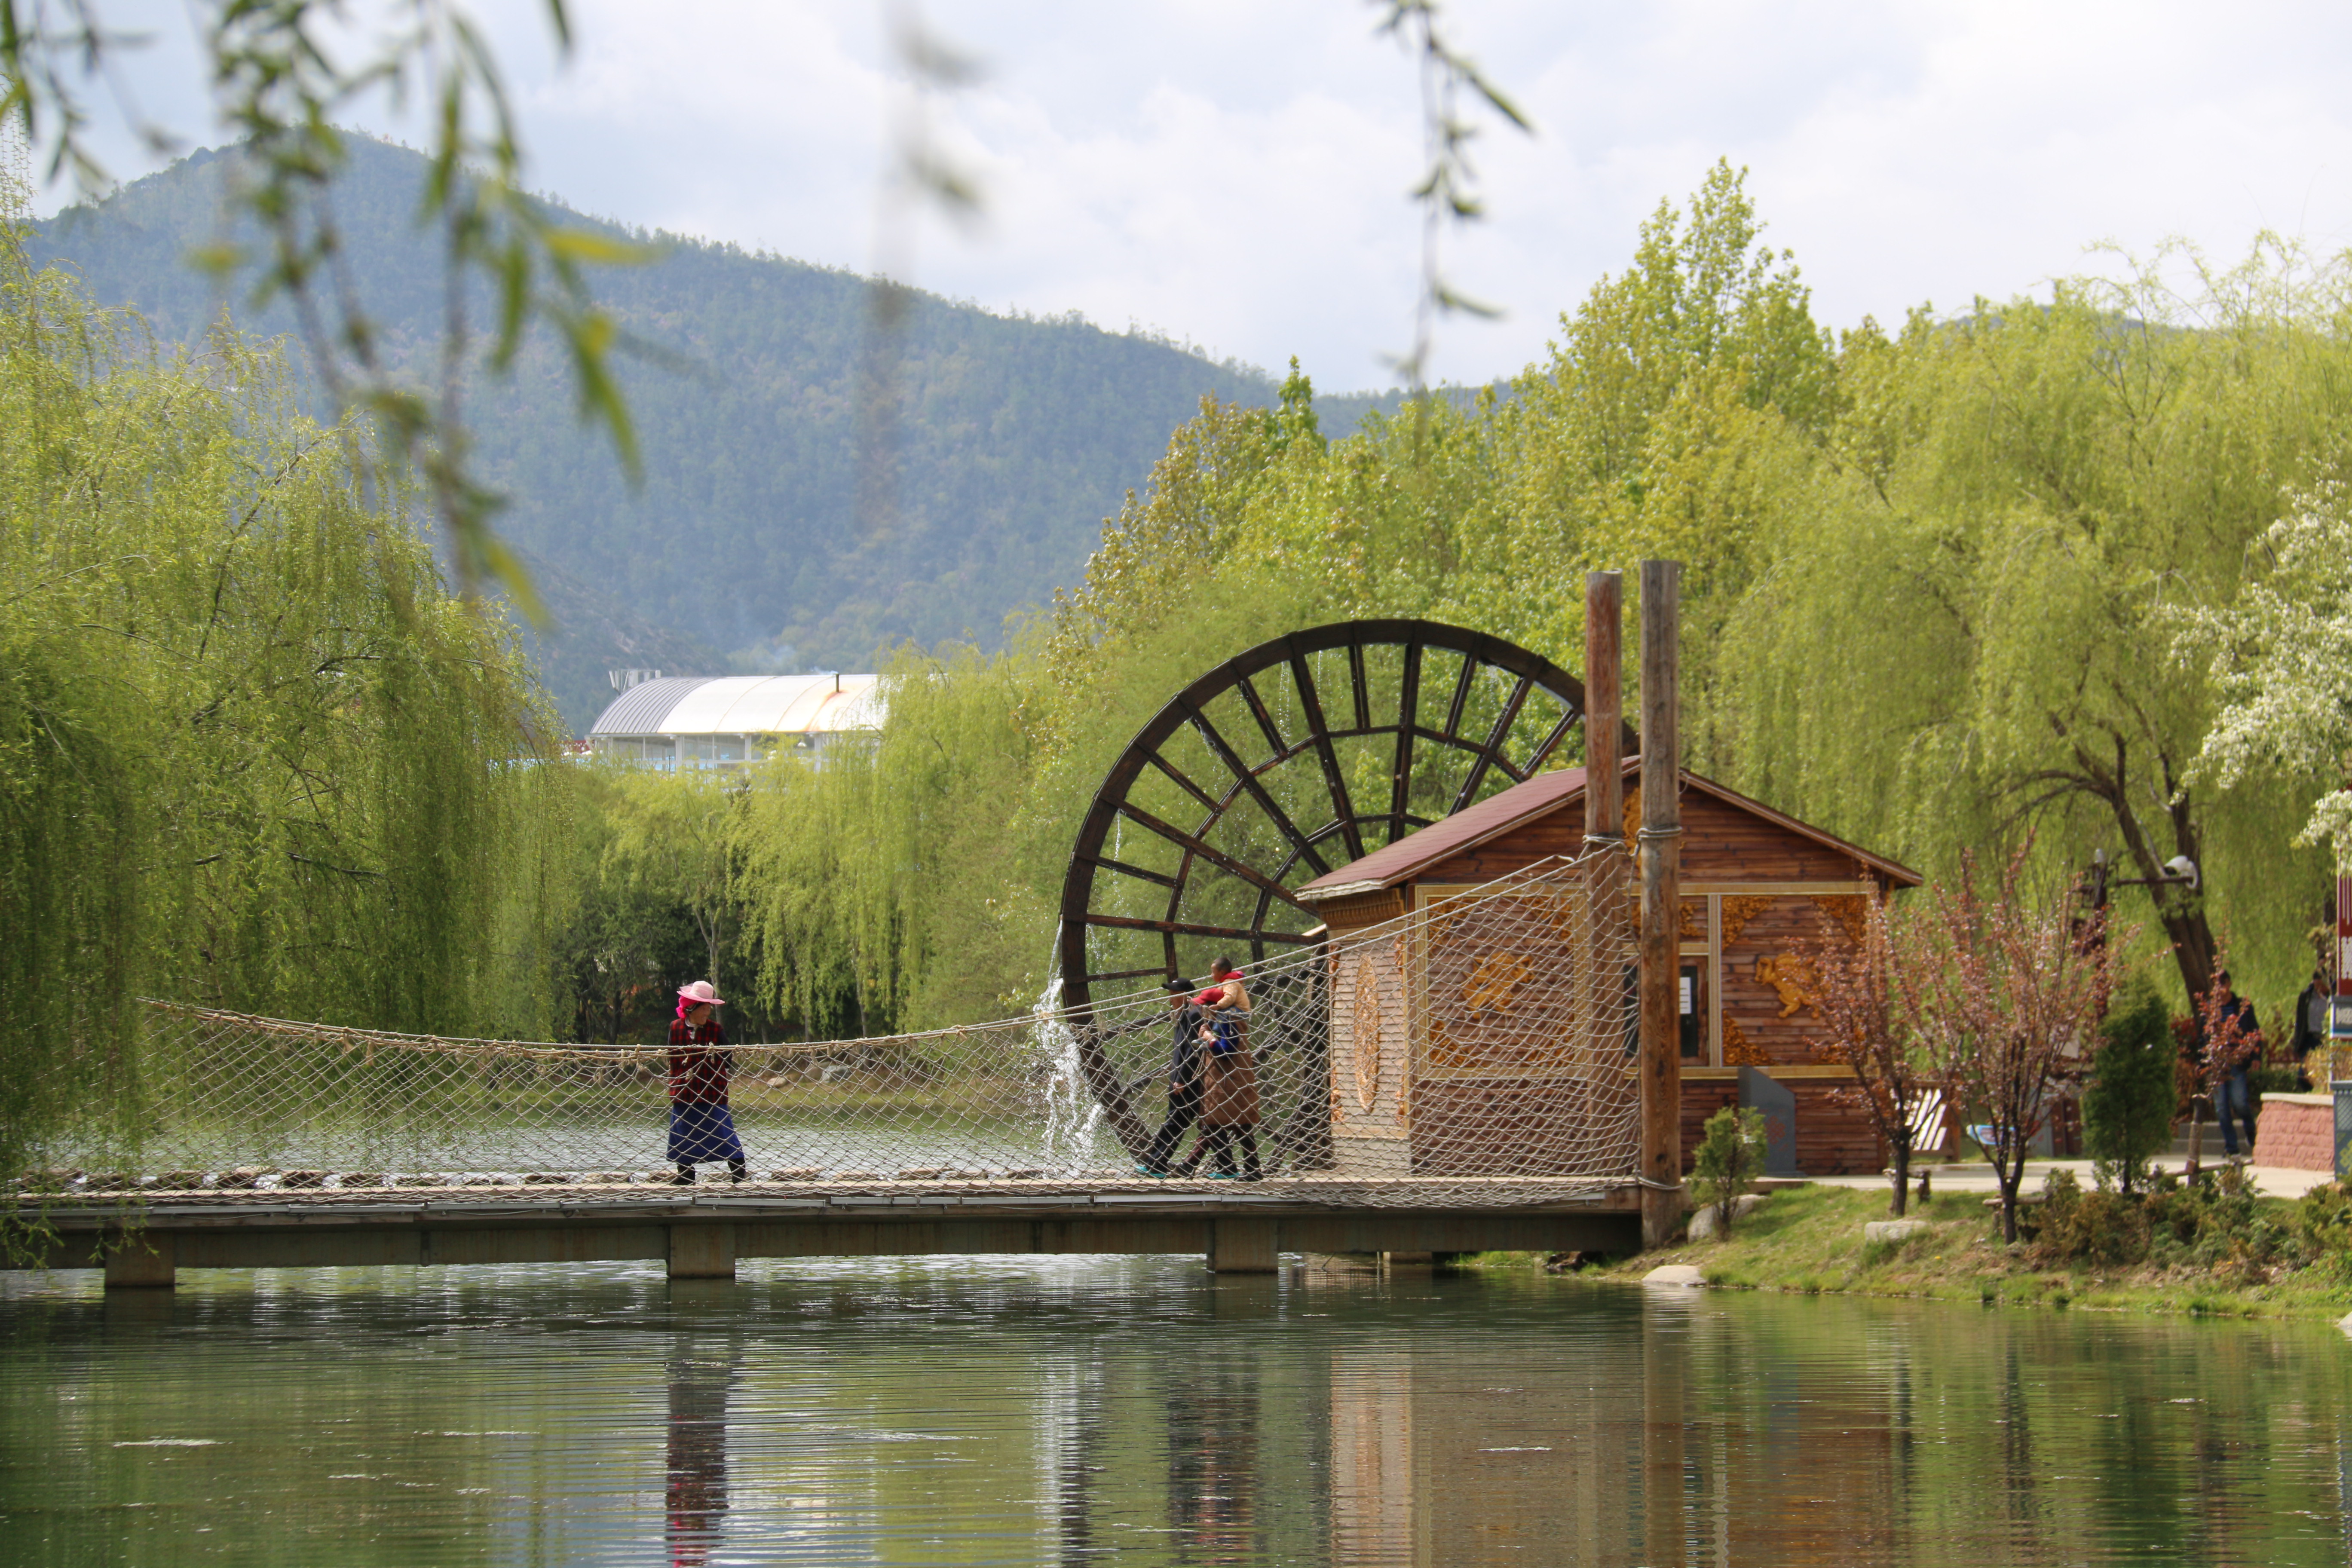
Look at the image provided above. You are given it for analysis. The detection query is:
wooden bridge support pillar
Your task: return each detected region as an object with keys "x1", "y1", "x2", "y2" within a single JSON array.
[
  {"x1": 104, "y1": 1230, "x2": 175, "y2": 1289},
  {"x1": 1205, "y1": 1217, "x2": 1279, "y2": 1273},
  {"x1": 1638, "y1": 560, "x2": 1686, "y2": 1251},
  {"x1": 667, "y1": 1224, "x2": 736, "y2": 1281}
]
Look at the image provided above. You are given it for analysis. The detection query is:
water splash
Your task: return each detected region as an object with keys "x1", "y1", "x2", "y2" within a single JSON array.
[{"x1": 1029, "y1": 962, "x2": 1104, "y2": 1175}]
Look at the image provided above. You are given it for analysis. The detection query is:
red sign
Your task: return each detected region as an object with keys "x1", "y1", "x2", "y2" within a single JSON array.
[{"x1": 2335, "y1": 874, "x2": 2352, "y2": 1040}]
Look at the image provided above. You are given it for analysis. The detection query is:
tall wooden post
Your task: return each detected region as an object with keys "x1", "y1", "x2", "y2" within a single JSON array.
[
  {"x1": 1583, "y1": 572, "x2": 1623, "y2": 849},
  {"x1": 1638, "y1": 560, "x2": 1684, "y2": 1249}
]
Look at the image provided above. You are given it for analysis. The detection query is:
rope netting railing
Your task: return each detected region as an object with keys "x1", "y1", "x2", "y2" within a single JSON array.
[{"x1": 22, "y1": 848, "x2": 1639, "y2": 1210}]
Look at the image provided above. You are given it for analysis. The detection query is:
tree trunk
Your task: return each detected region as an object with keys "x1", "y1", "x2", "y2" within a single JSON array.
[
  {"x1": 2106, "y1": 784, "x2": 2216, "y2": 1005},
  {"x1": 1996, "y1": 1148, "x2": 2024, "y2": 1243},
  {"x1": 1888, "y1": 1133, "x2": 1911, "y2": 1217},
  {"x1": 2185, "y1": 1098, "x2": 2205, "y2": 1180}
]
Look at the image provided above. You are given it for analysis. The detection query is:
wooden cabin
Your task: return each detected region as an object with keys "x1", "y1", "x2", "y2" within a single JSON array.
[{"x1": 1294, "y1": 762, "x2": 1922, "y2": 1177}]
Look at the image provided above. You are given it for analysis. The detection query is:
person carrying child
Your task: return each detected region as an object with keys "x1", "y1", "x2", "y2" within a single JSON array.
[{"x1": 1171, "y1": 958, "x2": 1261, "y2": 1181}]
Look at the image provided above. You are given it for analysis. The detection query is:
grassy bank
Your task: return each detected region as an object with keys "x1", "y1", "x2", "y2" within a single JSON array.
[{"x1": 1472, "y1": 1182, "x2": 2352, "y2": 1320}]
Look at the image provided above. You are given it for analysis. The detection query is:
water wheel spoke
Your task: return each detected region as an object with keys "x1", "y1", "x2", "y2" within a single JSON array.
[
  {"x1": 1080, "y1": 853, "x2": 1178, "y2": 891},
  {"x1": 1117, "y1": 802, "x2": 1311, "y2": 910},
  {"x1": 1442, "y1": 650, "x2": 1478, "y2": 740},
  {"x1": 1234, "y1": 674, "x2": 1288, "y2": 762},
  {"x1": 1082, "y1": 913, "x2": 1317, "y2": 944},
  {"x1": 1387, "y1": 638, "x2": 1421, "y2": 845},
  {"x1": 1176, "y1": 698, "x2": 1331, "y2": 879},
  {"x1": 1451, "y1": 671, "x2": 1537, "y2": 815},
  {"x1": 1286, "y1": 648, "x2": 1364, "y2": 864},
  {"x1": 1347, "y1": 639, "x2": 1372, "y2": 732},
  {"x1": 1145, "y1": 751, "x2": 1221, "y2": 815}
]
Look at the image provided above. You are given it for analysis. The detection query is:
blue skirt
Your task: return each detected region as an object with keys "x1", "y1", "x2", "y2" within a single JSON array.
[{"x1": 668, "y1": 1100, "x2": 744, "y2": 1164}]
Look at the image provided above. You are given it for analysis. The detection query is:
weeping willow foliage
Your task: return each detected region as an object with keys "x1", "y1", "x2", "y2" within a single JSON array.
[
  {"x1": 0, "y1": 214, "x2": 571, "y2": 1178},
  {"x1": 732, "y1": 641, "x2": 1050, "y2": 1033},
  {"x1": 1719, "y1": 244, "x2": 2352, "y2": 1004}
]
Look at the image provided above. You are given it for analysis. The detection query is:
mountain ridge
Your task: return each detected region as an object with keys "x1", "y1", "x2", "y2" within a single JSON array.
[{"x1": 28, "y1": 137, "x2": 1427, "y2": 729}]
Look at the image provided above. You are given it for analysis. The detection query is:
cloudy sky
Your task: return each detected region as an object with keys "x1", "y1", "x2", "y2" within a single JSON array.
[{"x1": 40, "y1": 1, "x2": 2352, "y2": 390}]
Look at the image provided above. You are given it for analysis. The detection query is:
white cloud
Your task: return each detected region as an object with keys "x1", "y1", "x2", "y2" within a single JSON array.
[{"x1": 33, "y1": 0, "x2": 2352, "y2": 390}]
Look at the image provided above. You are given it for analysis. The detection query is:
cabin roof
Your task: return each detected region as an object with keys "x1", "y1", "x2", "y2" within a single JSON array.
[{"x1": 1293, "y1": 759, "x2": 1922, "y2": 900}]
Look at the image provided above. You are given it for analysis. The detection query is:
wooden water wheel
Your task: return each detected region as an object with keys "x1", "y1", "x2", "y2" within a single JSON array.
[{"x1": 1057, "y1": 620, "x2": 1604, "y2": 1156}]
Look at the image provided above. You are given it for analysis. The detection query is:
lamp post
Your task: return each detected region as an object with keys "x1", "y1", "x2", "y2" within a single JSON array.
[{"x1": 2089, "y1": 851, "x2": 2192, "y2": 949}]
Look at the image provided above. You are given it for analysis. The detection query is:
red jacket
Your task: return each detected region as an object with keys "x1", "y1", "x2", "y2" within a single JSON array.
[{"x1": 667, "y1": 1018, "x2": 730, "y2": 1102}]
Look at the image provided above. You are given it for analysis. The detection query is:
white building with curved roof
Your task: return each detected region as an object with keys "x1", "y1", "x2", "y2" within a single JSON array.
[{"x1": 588, "y1": 673, "x2": 883, "y2": 771}]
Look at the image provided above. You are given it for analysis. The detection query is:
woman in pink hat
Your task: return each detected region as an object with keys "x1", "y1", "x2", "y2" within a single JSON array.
[{"x1": 668, "y1": 980, "x2": 747, "y2": 1185}]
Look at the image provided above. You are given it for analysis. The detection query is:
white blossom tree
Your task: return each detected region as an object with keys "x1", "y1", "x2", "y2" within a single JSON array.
[{"x1": 2173, "y1": 485, "x2": 2352, "y2": 868}]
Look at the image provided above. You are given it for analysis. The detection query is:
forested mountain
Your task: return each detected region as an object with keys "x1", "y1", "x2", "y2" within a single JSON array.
[{"x1": 29, "y1": 136, "x2": 1407, "y2": 729}]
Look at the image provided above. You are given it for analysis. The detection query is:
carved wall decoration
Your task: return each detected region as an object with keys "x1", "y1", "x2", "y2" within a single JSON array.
[
  {"x1": 1462, "y1": 952, "x2": 1534, "y2": 1014},
  {"x1": 1810, "y1": 894, "x2": 1870, "y2": 946},
  {"x1": 1719, "y1": 895, "x2": 1775, "y2": 947},
  {"x1": 1678, "y1": 898, "x2": 1706, "y2": 940},
  {"x1": 1754, "y1": 953, "x2": 1822, "y2": 1019},
  {"x1": 1351, "y1": 957, "x2": 1384, "y2": 1112},
  {"x1": 1723, "y1": 1017, "x2": 1771, "y2": 1066}
]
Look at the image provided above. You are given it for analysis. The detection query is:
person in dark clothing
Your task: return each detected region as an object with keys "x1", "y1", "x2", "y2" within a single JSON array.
[
  {"x1": 668, "y1": 979, "x2": 747, "y2": 1185},
  {"x1": 1171, "y1": 959, "x2": 1261, "y2": 1181},
  {"x1": 2205, "y1": 969, "x2": 2262, "y2": 1160},
  {"x1": 1139, "y1": 980, "x2": 1207, "y2": 1177},
  {"x1": 2292, "y1": 966, "x2": 2331, "y2": 1091}
]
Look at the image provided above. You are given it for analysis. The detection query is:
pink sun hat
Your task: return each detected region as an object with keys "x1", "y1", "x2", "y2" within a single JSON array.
[{"x1": 677, "y1": 980, "x2": 727, "y2": 1007}]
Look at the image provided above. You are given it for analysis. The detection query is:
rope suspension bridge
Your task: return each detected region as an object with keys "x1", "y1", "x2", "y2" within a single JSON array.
[{"x1": 14, "y1": 854, "x2": 1645, "y2": 1283}]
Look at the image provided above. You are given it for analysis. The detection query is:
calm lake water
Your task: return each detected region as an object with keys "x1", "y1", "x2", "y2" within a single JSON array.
[{"x1": 4, "y1": 1256, "x2": 2349, "y2": 1567}]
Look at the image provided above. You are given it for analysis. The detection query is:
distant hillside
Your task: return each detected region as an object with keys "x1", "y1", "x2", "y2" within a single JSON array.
[{"x1": 30, "y1": 138, "x2": 1419, "y2": 730}]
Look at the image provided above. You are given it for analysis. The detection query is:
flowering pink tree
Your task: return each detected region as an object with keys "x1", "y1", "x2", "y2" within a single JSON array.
[
  {"x1": 1806, "y1": 898, "x2": 1960, "y2": 1216},
  {"x1": 1911, "y1": 847, "x2": 2113, "y2": 1243}
]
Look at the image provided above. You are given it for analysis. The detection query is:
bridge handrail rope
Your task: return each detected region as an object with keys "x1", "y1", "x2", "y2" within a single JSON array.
[{"x1": 30, "y1": 846, "x2": 1641, "y2": 1210}]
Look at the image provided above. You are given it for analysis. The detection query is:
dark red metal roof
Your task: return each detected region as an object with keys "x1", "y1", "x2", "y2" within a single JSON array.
[{"x1": 1294, "y1": 760, "x2": 1921, "y2": 898}]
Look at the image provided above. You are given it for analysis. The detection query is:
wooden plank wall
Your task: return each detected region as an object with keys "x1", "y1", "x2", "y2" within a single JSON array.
[
  {"x1": 1412, "y1": 784, "x2": 1879, "y2": 888},
  {"x1": 1677, "y1": 1080, "x2": 1885, "y2": 1176},
  {"x1": 1719, "y1": 897, "x2": 1862, "y2": 1069}
]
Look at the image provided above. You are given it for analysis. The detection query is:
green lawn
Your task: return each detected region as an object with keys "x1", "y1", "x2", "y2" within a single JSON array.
[{"x1": 1465, "y1": 1182, "x2": 2352, "y2": 1320}]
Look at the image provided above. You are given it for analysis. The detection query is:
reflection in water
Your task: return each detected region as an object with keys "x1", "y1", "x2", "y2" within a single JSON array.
[
  {"x1": 8, "y1": 1256, "x2": 2352, "y2": 1567},
  {"x1": 663, "y1": 1354, "x2": 732, "y2": 1568},
  {"x1": 1331, "y1": 1349, "x2": 1414, "y2": 1563},
  {"x1": 1167, "y1": 1359, "x2": 1261, "y2": 1561}
]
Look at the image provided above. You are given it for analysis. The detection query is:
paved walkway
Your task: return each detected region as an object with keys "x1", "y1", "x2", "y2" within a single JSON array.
[{"x1": 1803, "y1": 1158, "x2": 2337, "y2": 1201}]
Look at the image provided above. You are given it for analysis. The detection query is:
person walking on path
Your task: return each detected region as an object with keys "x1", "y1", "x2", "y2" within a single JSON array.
[
  {"x1": 1139, "y1": 980, "x2": 1207, "y2": 1176},
  {"x1": 2203, "y1": 969, "x2": 2263, "y2": 1161},
  {"x1": 1172, "y1": 959, "x2": 1261, "y2": 1181},
  {"x1": 669, "y1": 980, "x2": 747, "y2": 1185},
  {"x1": 2292, "y1": 965, "x2": 2331, "y2": 1091}
]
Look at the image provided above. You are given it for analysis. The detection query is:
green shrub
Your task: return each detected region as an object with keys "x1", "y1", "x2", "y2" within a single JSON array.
[
  {"x1": 1690, "y1": 1105, "x2": 1768, "y2": 1235},
  {"x1": 2030, "y1": 1169, "x2": 2153, "y2": 1266},
  {"x1": 2082, "y1": 977, "x2": 2176, "y2": 1194},
  {"x1": 2144, "y1": 1166, "x2": 2299, "y2": 1274},
  {"x1": 2029, "y1": 1163, "x2": 2306, "y2": 1276},
  {"x1": 2295, "y1": 1181, "x2": 2352, "y2": 1260}
]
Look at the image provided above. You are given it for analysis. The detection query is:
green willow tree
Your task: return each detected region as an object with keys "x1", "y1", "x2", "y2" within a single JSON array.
[
  {"x1": 0, "y1": 212, "x2": 569, "y2": 1178},
  {"x1": 1722, "y1": 241, "x2": 2352, "y2": 1004},
  {"x1": 733, "y1": 640, "x2": 1047, "y2": 1034}
]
